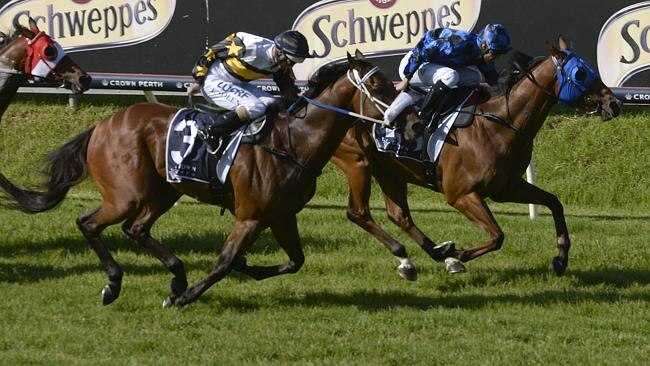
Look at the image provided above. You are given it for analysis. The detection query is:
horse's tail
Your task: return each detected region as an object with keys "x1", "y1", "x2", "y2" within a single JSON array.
[{"x1": 0, "y1": 126, "x2": 95, "y2": 213}]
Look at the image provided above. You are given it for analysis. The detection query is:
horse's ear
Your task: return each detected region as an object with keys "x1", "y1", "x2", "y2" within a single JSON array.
[
  {"x1": 546, "y1": 40, "x2": 563, "y2": 59},
  {"x1": 346, "y1": 51, "x2": 354, "y2": 63},
  {"x1": 355, "y1": 49, "x2": 365, "y2": 60},
  {"x1": 28, "y1": 17, "x2": 40, "y2": 32},
  {"x1": 14, "y1": 18, "x2": 33, "y2": 38},
  {"x1": 558, "y1": 35, "x2": 572, "y2": 51}
]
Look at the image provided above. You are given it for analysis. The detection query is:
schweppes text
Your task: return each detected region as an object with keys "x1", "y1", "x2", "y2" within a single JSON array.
[
  {"x1": 14, "y1": 0, "x2": 158, "y2": 39},
  {"x1": 292, "y1": 0, "x2": 481, "y2": 80},
  {"x1": 0, "y1": 0, "x2": 176, "y2": 51},
  {"x1": 311, "y1": 3, "x2": 463, "y2": 57}
]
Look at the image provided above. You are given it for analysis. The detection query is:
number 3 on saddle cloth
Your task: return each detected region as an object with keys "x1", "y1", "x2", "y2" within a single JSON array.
[
  {"x1": 165, "y1": 108, "x2": 267, "y2": 199},
  {"x1": 373, "y1": 87, "x2": 481, "y2": 165}
]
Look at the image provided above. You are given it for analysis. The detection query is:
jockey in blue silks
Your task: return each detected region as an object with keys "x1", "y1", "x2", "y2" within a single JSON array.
[{"x1": 384, "y1": 23, "x2": 512, "y2": 124}]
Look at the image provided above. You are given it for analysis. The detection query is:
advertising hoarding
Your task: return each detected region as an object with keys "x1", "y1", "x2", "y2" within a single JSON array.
[{"x1": 1, "y1": 0, "x2": 649, "y2": 102}]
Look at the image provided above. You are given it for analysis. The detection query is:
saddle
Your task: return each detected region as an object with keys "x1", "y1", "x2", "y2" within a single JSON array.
[
  {"x1": 416, "y1": 86, "x2": 487, "y2": 131},
  {"x1": 373, "y1": 86, "x2": 487, "y2": 186}
]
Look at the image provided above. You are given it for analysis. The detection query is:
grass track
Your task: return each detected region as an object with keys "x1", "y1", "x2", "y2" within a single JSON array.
[{"x1": 0, "y1": 96, "x2": 648, "y2": 365}]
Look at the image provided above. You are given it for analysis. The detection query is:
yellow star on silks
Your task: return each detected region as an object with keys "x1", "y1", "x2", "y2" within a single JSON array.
[{"x1": 227, "y1": 42, "x2": 243, "y2": 56}]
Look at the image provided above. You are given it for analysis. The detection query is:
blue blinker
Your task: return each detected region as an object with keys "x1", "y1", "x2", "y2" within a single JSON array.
[{"x1": 555, "y1": 50, "x2": 596, "y2": 104}]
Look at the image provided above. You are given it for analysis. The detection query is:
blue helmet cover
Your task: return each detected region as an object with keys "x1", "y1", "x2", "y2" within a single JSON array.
[{"x1": 479, "y1": 24, "x2": 512, "y2": 54}]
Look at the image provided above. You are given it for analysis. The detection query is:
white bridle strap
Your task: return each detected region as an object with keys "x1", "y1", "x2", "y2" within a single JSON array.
[{"x1": 346, "y1": 66, "x2": 392, "y2": 126}]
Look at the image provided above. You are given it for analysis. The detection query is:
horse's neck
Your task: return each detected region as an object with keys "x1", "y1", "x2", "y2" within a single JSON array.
[
  {"x1": 271, "y1": 83, "x2": 357, "y2": 172},
  {"x1": 0, "y1": 42, "x2": 26, "y2": 120},
  {"x1": 499, "y1": 58, "x2": 558, "y2": 138},
  {"x1": 0, "y1": 66, "x2": 24, "y2": 121}
]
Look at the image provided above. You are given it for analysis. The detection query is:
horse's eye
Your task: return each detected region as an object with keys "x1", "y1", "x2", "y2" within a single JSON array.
[
  {"x1": 574, "y1": 67, "x2": 587, "y2": 82},
  {"x1": 42, "y1": 45, "x2": 58, "y2": 61}
]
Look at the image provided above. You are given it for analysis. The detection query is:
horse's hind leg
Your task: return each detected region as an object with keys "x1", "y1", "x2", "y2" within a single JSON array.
[
  {"x1": 164, "y1": 219, "x2": 263, "y2": 307},
  {"x1": 331, "y1": 150, "x2": 416, "y2": 281},
  {"x1": 233, "y1": 215, "x2": 305, "y2": 280},
  {"x1": 491, "y1": 179, "x2": 570, "y2": 276},
  {"x1": 121, "y1": 190, "x2": 187, "y2": 298},
  {"x1": 77, "y1": 203, "x2": 135, "y2": 305}
]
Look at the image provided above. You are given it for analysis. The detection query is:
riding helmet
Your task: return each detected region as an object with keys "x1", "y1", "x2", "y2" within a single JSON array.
[
  {"x1": 479, "y1": 23, "x2": 512, "y2": 55},
  {"x1": 274, "y1": 30, "x2": 313, "y2": 63}
]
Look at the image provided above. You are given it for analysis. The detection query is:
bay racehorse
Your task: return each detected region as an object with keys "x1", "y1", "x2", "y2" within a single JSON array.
[
  {"x1": 0, "y1": 17, "x2": 91, "y2": 120},
  {"x1": 0, "y1": 51, "x2": 422, "y2": 307},
  {"x1": 331, "y1": 37, "x2": 621, "y2": 279}
]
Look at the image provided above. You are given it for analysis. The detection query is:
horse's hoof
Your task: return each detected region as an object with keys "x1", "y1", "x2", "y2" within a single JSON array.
[
  {"x1": 398, "y1": 265, "x2": 417, "y2": 281},
  {"x1": 444, "y1": 257, "x2": 467, "y2": 274},
  {"x1": 431, "y1": 241, "x2": 456, "y2": 261},
  {"x1": 551, "y1": 256, "x2": 567, "y2": 276},
  {"x1": 101, "y1": 284, "x2": 120, "y2": 305}
]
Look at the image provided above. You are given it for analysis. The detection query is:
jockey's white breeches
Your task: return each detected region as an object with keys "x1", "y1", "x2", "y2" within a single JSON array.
[
  {"x1": 201, "y1": 62, "x2": 275, "y2": 120},
  {"x1": 398, "y1": 52, "x2": 484, "y2": 89},
  {"x1": 384, "y1": 54, "x2": 485, "y2": 123}
]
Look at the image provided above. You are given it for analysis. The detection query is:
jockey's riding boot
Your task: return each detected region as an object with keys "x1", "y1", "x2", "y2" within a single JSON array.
[
  {"x1": 419, "y1": 80, "x2": 451, "y2": 124},
  {"x1": 198, "y1": 111, "x2": 244, "y2": 154}
]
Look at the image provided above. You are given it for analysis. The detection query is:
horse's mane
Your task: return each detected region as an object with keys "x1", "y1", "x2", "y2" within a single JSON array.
[
  {"x1": 303, "y1": 59, "x2": 363, "y2": 99},
  {"x1": 488, "y1": 50, "x2": 545, "y2": 96}
]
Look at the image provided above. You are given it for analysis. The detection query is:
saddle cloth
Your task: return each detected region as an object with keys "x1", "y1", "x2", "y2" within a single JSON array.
[
  {"x1": 373, "y1": 88, "x2": 479, "y2": 163},
  {"x1": 165, "y1": 108, "x2": 268, "y2": 185},
  {"x1": 163, "y1": 109, "x2": 235, "y2": 184}
]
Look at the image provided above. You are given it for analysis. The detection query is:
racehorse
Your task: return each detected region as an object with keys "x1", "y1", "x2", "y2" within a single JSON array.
[
  {"x1": 0, "y1": 51, "x2": 422, "y2": 307},
  {"x1": 0, "y1": 17, "x2": 91, "y2": 120},
  {"x1": 330, "y1": 37, "x2": 621, "y2": 279}
]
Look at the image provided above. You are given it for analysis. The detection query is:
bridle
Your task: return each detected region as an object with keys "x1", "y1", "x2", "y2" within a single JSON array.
[
  {"x1": 345, "y1": 66, "x2": 391, "y2": 125},
  {"x1": 518, "y1": 50, "x2": 596, "y2": 105},
  {"x1": 295, "y1": 64, "x2": 393, "y2": 126},
  {"x1": 0, "y1": 30, "x2": 66, "y2": 82}
]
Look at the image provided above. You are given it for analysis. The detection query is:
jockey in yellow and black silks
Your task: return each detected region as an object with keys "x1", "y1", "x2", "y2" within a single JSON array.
[{"x1": 188, "y1": 30, "x2": 313, "y2": 154}]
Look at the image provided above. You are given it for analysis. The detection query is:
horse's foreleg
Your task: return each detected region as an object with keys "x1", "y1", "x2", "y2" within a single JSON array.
[
  {"x1": 164, "y1": 219, "x2": 262, "y2": 308},
  {"x1": 122, "y1": 192, "x2": 187, "y2": 298},
  {"x1": 331, "y1": 152, "x2": 416, "y2": 281},
  {"x1": 491, "y1": 179, "x2": 570, "y2": 275},
  {"x1": 450, "y1": 192, "x2": 505, "y2": 262},
  {"x1": 374, "y1": 169, "x2": 459, "y2": 265},
  {"x1": 233, "y1": 215, "x2": 305, "y2": 280}
]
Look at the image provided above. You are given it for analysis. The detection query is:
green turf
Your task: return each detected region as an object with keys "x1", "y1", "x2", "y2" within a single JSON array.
[{"x1": 0, "y1": 95, "x2": 648, "y2": 365}]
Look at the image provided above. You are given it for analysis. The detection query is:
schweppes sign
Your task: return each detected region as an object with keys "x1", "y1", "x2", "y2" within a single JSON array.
[
  {"x1": 598, "y1": 2, "x2": 650, "y2": 86},
  {"x1": 0, "y1": 0, "x2": 175, "y2": 51},
  {"x1": 292, "y1": 0, "x2": 482, "y2": 80}
]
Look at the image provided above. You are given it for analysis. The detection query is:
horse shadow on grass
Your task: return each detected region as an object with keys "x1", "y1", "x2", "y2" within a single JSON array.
[
  {"x1": 203, "y1": 285, "x2": 650, "y2": 312},
  {"x1": 197, "y1": 264, "x2": 650, "y2": 311},
  {"x1": 0, "y1": 230, "x2": 358, "y2": 283}
]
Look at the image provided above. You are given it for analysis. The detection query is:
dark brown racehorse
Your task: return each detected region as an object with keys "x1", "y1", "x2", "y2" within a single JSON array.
[
  {"x1": 331, "y1": 37, "x2": 621, "y2": 279},
  {"x1": 0, "y1": 17, "x2": 91, "y2": 120},
  {"x1": 0, "y1": 51, "x2": 422, "y2": 307}
]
